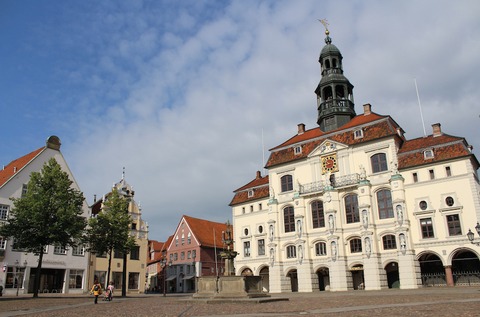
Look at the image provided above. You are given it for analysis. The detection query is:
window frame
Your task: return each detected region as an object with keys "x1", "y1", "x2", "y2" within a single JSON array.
[
  {"x1": 258, "y1": 239, "x2": 265, "y2": 256},
  {"x1": 311, "y1": 200, "x2": 325, "y2": 228},
  {"x1": 243, "y1": 241, "x2": 251, "y2": 257},
  {"x1": 286, "y1": 245, "x2": 296, "y2": 258},
  {"x1": 0, "y1": 204, "x2": 9, "y2": 220},
  {"x1": 420, "y1": 217, "x2": 435, "y2": 239},
  {"x1": 382, "y1": 235, "x2": 397, "y2": 250},
  {"x1": 349, "y1": 238, "x2": 362, "y2": 253},
  {"x1": 377, "y1": 189, "x2": 394, "y2": 219},
  {"x1": 446, "y1": 214, "x2": 462, "y2": 236},
  {"x1": 345, "y1": 194, "x2": 360, "y2": 224},
  {"x1": 283, "y1": 206, "x2": 295, "y2": 233},
  {"x1": 315, "y1": 242, "x2": 327, "y2": 256},
  {"x1": 281, "y1": 175, "x2": 293, "y2": 192},
  {"x1": 371, "y1": 153, "x2": 388, "y2": 173}
]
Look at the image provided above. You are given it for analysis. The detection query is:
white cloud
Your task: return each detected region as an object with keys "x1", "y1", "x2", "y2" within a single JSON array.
[{"x1": 3, "y1": 0, "x2": 479, "y2": 241}]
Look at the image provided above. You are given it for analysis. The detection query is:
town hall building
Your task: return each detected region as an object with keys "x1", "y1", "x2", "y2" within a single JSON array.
[{"x1": 230, "y1": 28, "x2": 480, "y2": 293}]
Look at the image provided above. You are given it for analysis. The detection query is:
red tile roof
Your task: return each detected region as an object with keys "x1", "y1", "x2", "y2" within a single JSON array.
[
  {"x1": 0, "y1": 147, "x2": 44, "y2": 187},
  {"x1": 266, "y1": 113, "x2": 402, "y2": 168},
  {"x1": 147, "y1": 240, "x2": 165, "y2": 264},
  {"x1": 182, "y1": 215, "x2": 228, "y2": 248},
  {"x1": 397, "y1": 134, "x2": 476, "y2": 169},
  {"x1": 230, "y1": 171, "x2": 270, "y2": 206}
]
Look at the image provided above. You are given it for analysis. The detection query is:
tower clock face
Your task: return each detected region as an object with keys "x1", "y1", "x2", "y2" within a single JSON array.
[{"x1": 322, "y1": 155, "x2": 338, "y2": 173}]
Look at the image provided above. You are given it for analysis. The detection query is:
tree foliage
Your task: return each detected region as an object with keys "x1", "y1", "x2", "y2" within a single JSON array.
[
  {"x1": 0, "y1": 158, "x2": 87, "y2": 297},
  {"x1": 85, "y1": 188, "x2": 136, "y2": 287}
]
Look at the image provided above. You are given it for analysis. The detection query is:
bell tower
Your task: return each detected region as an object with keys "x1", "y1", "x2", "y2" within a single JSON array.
[{"x1": 315, "y1": 21, "x2": 356, "y2": 132}]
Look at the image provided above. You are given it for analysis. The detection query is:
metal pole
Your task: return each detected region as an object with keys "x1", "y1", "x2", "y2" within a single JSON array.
[{"x1": 163, "y1": 262, "x2": 166, "y2": 297}]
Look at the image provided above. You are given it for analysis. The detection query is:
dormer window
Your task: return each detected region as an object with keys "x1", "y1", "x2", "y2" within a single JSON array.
[
  {"x1": 354, "y1": 129, "x2": 363, "y2": 139},
  {"x1": 248, "y1": 190, "x2": 254, "y2": 198},
  {"x1": 294, "y1": 146, "x2": 302, "y2": 155},
  {"x1": 424, "y1": 149, "x2": 434, "y2": 159}
]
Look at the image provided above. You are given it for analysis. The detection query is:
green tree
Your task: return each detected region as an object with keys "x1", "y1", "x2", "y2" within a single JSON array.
[
  {"x1": 0, "y1": 158, "x2": 87, "y2": 298},
  {"x1": 85, "y1": 188, "x2": 136, "y2": 294}
]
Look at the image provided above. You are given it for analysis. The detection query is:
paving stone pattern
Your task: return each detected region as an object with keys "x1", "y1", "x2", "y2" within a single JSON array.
[{"x1": 1, "y1": 287, "x2": 480, "y2": 317}]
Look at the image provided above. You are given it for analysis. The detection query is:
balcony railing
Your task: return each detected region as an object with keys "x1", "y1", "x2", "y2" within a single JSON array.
[
  {"x1": 299, "y1": 181, "x2": 326, "y2": 195},
  {"x1": 332, "y1": 173, "x2": 360, "y2": 188},
  {"x1": 299, "y1": 173, "x2": 360, "y2": 195}
]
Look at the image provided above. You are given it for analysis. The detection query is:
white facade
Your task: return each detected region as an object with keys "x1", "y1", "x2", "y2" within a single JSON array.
[
  {"x1": 0, "y1": 136, "x2": 91, "y2": 295},
  {"x1": 231, "y1": 31, "x2": 480, "y2": 293}
]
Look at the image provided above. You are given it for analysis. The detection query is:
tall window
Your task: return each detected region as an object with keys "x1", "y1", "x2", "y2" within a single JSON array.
[
  {"x1": 128, "y1": 272, "x2": 139, "y2": 289},
  {"x1": 258, "y1": 239, "x2": 265, "y2": 256},
  {"x1": 371, "y1": 153, "x2": 388, "y2": 173},
  {"x1": 21, "y1": 184, "x2": 28, "y2": 197},
  {"x1": 187, "y1": 233, "x2": 191, "y2": 244},
  {"x1": 382, "y1": 235, "x2": 397, "y2": 250},
  {"x1": 281, "y1": 175, "x2": 293, "y2": 192},
  {"x1": 114, "y1": 249, "x2": 123, "y2": 258},
  {"x1": 311, "y1": 200, "x2": 325, "y2": 228},
  {"x1": 72, "y1": 245, "x2": 85, "y2": 256},
  {"x1": 377, "y1": 189, "x2": 394, "y2": 219},
  {"x1": 0, "y1": 237, "x2": 6, "y2": 249},
  {"x1": 283, "y1": 206, "x2": 295, "y2": 232},
  {"x1": 420, "y1": 218, "x2": 435, "y2": 238},
  {"x1": 349, "y1": 238, "x2": 362, "y2": 253},
  {"x1": 54, "y1": 245, "x2": 67, "y2": 255},
  {"x1": 429, "y1": 169, "x2": 435, "y2": 180},
  {"x1": 315, "y1": 242, "x2": 327, "y2": 256},
  {"x1": 445, "y1": 166, "x2": 452, "y2": 177},
  {"x1": 0, "y1": 204, "x2": 9, "y2": 220},
  {"x1": 345, "y1": 194, "x2": 359, "y2": 224},
  {"x1": 69, "y1": 269, "x2": 84, "y2": 289},
  {"x1": 244, "y1": 241, "x2": 251, "y2": 257},
  {"x1": 413, "y1": 172, "x2": 418, "y2": 183},
  {"x1": 286, "y1": 245, "x2": 296, "y2": 258},
  {"x1": 446, "y1": 214, "x2": 462, "y2": 236}
]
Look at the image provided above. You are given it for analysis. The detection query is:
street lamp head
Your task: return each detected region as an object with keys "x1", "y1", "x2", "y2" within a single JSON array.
[
  {"x1": 467, "y1": 229, "x2": 475, "y2": 242},
  {"x1": 475, "y1": 222, "x2": 480, "y2": 236}
]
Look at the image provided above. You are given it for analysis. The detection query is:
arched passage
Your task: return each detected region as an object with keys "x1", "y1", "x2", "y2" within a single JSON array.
[
  {"x1": 316, "y1": 267, "x2": 330, "y2": 291},
  {"x1": 350, "y1": 264, "x2": 364, "y2": 290},
  {"x1": 259, "y1": 267, "x2": 269, "y2": 292},
  {"x1": 452, "y1": 250, "x2": 480, "y2": 286},
  {"x1": 419, "y1": 252, "x2": 445, "y2": 286},
  {"x1": 287, "y1": 269, "x2": 298, "y2": 292},
  {"x1": 385, "y1": 262, "x2": 399, "y2": 288}
]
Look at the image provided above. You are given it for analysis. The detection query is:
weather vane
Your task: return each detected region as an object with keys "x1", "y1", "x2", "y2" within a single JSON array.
[{"x1": 319, "y1": 19, "x2": 329, "y2": 32}]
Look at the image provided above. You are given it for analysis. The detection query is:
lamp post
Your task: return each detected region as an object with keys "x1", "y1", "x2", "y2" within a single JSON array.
[
  {"x1": 15, "y1": 260, "x2": 27, "y2": 296},
  {"x1": 467, "y1": 222, "x2": 480, "y2": 245},
  {"x1": 192, "y1": 250, "x2": 197, "y2": 293},
  {"x1": 160, "y1": 250, "x2": 167, "y2": 297}
]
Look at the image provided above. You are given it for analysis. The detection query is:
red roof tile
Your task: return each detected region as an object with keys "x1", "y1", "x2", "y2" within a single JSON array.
[
  {"x1": 398, "y1": 134, "x2": 475, "y2": 169},
  {"x1": 0, "y1": 147, "x2": 44, "y2": 187},
  {"x1": 183, "y1": 215, "x2": 228, "y2": 248},
  {"x1": 266, "y1": 114, "x2": 401, "y2": 168}
]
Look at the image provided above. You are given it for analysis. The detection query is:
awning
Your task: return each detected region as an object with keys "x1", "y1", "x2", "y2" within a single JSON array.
[
  {"x1": 182, "y1": 275, "x2": 195, "y2": 280},
  {"x1": 166, "y1": 276, "x2": 177, "y2": 281}
]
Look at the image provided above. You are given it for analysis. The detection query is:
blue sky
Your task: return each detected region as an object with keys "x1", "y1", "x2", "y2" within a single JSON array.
[{"x1": 1, "y1": 0, "x2": 479, "y2": 242}]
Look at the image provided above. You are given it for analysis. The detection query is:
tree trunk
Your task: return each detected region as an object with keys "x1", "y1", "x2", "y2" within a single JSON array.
[
  {"x1": 33, "y1": 249, "x2": 44, "y2": 298},
  {"x1": 106, "y1": 249, "x2": 112, "y2": 287},
  {"x1": 122, "y1": 252, "x2": 127, "y2": 297}
]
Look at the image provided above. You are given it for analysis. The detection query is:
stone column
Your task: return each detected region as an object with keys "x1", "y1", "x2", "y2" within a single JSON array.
[{"x1": 444, "y1": 266, "x2": 454, "y2": 287}]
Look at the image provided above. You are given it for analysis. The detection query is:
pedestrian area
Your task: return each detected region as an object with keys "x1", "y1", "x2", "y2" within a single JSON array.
[{"x1": 1, "y1": 287, "x2": 480, "y2": 317}]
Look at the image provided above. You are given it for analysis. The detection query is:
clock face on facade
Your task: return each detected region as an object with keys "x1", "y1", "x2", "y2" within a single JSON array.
[{"x1": 322, "y1": 155, "x2": 338, "y2": 173}]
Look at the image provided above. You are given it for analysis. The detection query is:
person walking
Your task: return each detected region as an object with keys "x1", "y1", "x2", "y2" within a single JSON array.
[
  {"x1": 107, "y1": 281, "x2": 115, "y2": 301},
  {"x1": 90, "y1": 280, "x2": 102, "y2": 304}
]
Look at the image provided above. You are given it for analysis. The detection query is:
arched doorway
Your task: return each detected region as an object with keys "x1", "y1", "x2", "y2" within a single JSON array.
[
  {"x1": 385, "y1": 262, "x2": 399, "y2": 288},
  {"x1": 241, "y1": 268, "x2": 253, "y2": 276},
  {"x1": 350, "y1": 265, "x2": 364, "y2": 290},
  {"x1": 259, "y1": 267, "x2": 269, "y2": 292},
  {"x1": 419, "y1": 253, "x2": 445, "y2": 286},
  {"x1": 452, "y1": 250, "x2": 480, "y2": 285},
  {"x1": 316, "y1": 267, "x2": 330, "y2": 291},
  {"x1": 287, "y1": 269, "x2": 298, "y2": 292}
]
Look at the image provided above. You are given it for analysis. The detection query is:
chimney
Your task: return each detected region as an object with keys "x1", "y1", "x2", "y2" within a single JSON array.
[
  {"x1": 297, "y1": 123, "x2": 305, "y2": 135},
  {"x1": 432, "y1": 123, "x2": 442, "y2": 137},
  {"x1": 363, "y1": 104, "x2": 372, "y2": 116},
  {"x1": 256, "y1": 171, "x2": 262, "y2": 179}
]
